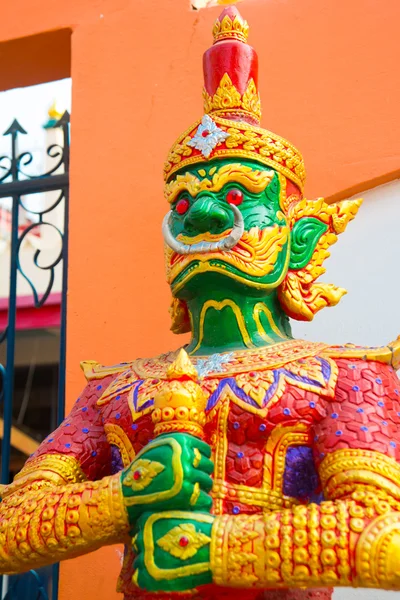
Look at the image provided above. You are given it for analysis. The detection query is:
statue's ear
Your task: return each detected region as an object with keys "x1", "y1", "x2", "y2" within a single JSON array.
[{"x1": 289, "y1": 217, "x2": 328, "y2": 270}]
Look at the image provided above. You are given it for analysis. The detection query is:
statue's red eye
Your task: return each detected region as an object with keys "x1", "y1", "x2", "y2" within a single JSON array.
[
  {"x1": 226, "y1": 189, "x2": 243, "y2": 205},
  {"x1": 175, "y1": 198, "x2": 190, "y2": 215}
]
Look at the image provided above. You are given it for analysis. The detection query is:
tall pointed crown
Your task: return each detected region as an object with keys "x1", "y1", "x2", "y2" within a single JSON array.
[
  {"x1": 203, "y1": 6, "x2": 260, "y2": 124},
  {"x1": 164, "y1": 7, "x2": 305, "y2": 191}
]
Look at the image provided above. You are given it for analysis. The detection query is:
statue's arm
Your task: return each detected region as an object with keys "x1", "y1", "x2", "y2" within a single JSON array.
[
  {"x1": 0, "y1": 377, "x2": 130, "y2": 575},
  {"x1": 0, "y1": 375, "x2": 214, "y2": 576},
  {"x1": 134, "y1": 359, "x2": 400, "y2": 592}
]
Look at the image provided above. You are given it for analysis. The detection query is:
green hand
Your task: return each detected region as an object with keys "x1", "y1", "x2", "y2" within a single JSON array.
[
  {"x1": 120, "y1": 433, "x2": 214, "y2": 523},
  {"x1": 133, "y1": 511, "x2": 214, "y2": 592}
]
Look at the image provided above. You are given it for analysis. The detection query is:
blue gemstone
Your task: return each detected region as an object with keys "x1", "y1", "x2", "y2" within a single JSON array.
[
  {"x1": 320, "y1": 452, "x2": 325, "y2": 458},
  {"x1": 82, "y1": 407, "x2": 88, "y2": 412},
  {"x1": 314, "y1": 435, "x2": 319, "y2": 442},
  {"x1": 64, "y1": 422, "x2": 70, "y2": 427},
  {"x1": 283, "y1": 408, "x2": 291, "y2": 416},
  {"x1": 91, "y1": 451, "x2": 97, "y2": 457},
  {"x1": 116, "y1": 395, "x2": 121, "y2": 401},
  {"x1": 335, "y1": 430, "x2": 343, "y2": 436},
  {"x1": 396, "y1": 390, "x2": 399, "y2": 396},
  {"x1": 360, "y1": 426, "x2": 369, "y2": 432},
  {"x1": 237, "y1": 451, "x2": 244, "y2": 458},
  {"x1": 259, "y1": 424, "x2": 266, "y2": 432},
  {"x1": 47, "y1": 438, "x2": 54, "y2": 443},
  {"x1": 116, "y1": 413, "x2": 121, "y2": 420},
  {"x1": 349, "y1": 365, "x2": 356, "y2": 370},
  {"x1": 352, "y1": 385, "x2": 360, "y2": 392},
  {"x1": 390, "y1": 441, "x2": 397, "y2": 448},
  {"x1": 382, "y1": 421, "x2": 388, "y2": 426},
  {"x1": 82, "y1": 428, "x2": 89, "y2": 433},
  {"x1": 377, "y1": 401, "x2": 385, "y2": 407},
  {"x1": 65, "y1": 443, "x2": 71, "y2": 448},
  {"x1": 331, "y1": 413, "x2": 338, "y2": 419},
  {"x1": 131, "y1": 424, "x2": 138, "y2": 430},
  {"x1": 376, "y1": 378, "x2": 382, "y2": 384},
  {"x1": 233, "y1": 421, "x2": 240, "y2": 430},
  {"x1": 309, "y1": 401, "x2": 316, "y2": 409},
  {"x1": 232, "y1": 506, "x2": 240, "y2": 514},
  {"x1": 356, "y1": 408, "x2": 364, "y2": 413},
  {"x1": 96, "y1": 385, "x2": 102, "y2": 391}
]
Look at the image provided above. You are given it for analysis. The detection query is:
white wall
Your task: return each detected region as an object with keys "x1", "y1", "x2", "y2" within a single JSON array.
[{"x1": 292, "y1": 179, "x2": 400, "y2": 600}]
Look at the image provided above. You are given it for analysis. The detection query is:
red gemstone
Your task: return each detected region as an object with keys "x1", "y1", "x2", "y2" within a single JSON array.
[
  {"x1": 226, "y1": 188, "x2": 243, "y2": 205},
  {"x1": 133, "y1": 470, "x2": 141, "y2": 480},
  {"x1": 176, "y1": 198, "x2": 190, "y2": 215},
  {"x1": 202, "y1": 130, "x2": 210, "y2": 137},
  {"x1": 179, "y1": 536, "x2": 189, "y2": 547}
]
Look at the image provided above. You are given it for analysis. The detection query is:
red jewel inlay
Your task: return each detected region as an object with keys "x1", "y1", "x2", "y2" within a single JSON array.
[
  {"x1": 226, "y1": 188, "x2": 243, "y2": 205},
  {"x1": 202, "y1": 130, "x2": 210, "y2": 137},
  {"x1": 133, "y1": 470, "x2": 141, "y2": 480},
  {"x1": 179, "y1": 536, "x2": 189, "y2": 547},
  {"x1": 176, "y1": 198, "x2": 190, "y2": 215}
]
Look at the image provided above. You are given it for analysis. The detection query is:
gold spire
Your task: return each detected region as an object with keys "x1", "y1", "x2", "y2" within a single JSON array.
[{"x1": 166, "y1": 348, "x2": 198, "y2": 381}]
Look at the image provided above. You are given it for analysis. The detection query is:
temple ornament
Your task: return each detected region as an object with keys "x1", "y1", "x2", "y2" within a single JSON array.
[{"x1": 1, "y1": 5, "x2": 400, "y2": 600}]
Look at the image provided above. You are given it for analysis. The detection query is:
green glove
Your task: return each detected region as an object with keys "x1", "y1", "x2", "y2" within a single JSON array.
[
  {"x1": 132, "y1": 510, "x2": 214, "y2": 591},
  {"x1": 120, "y1": 433, "x2": 214, "y2": 523}
]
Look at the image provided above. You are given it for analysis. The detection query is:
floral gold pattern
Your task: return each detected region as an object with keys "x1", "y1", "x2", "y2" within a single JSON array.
[
  {"x1": 164, "y1": 163, "x2": 273, "y2": 204},
  {"x1": 157, "y1": 523, "x2": 211, "y2": 560},
  {"x1": 164, "y1": 115, "x2": 306, "y2": 192},
  {"x1": 122, "y1": 459, "x2": 165, "y2": 492},
  {"x1": 278, "y1": 197, "x2": 362, "y2": 321},
  {"x1": 203, "y1": 74, "x2": 261, "y2": 123},
  {"x1": 212, "y1": 11, "x2": 249, "y2": 44}
]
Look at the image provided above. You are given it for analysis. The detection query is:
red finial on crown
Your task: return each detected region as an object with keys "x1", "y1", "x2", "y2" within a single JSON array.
[{"x1": 203, "y1": 6, "x2": 260, "y2": 125}]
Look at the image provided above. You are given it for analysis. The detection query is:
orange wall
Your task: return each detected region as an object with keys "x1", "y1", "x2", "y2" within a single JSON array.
[{"x1": 1, "y1": 0, "x2": 400, "y2": 598}]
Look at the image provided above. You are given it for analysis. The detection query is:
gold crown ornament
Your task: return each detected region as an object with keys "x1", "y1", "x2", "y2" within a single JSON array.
[
  {"x1": 164, "y1": 5, "x2": 305, "y2": 192},
  {"x1": 151, "y1": 349, "x2": 207, "y2": 438}
]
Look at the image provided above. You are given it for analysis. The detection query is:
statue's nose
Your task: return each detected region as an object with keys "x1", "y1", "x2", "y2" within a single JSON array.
[{"x1": 184, "y1": 196, "x2": 232, "y2": 234}]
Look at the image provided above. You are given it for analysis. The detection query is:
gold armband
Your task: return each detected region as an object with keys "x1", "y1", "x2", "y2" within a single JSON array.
[
  {"x1": 0, "y1": 468, "x2": 128, "y2": 575},
  {"x1": 4, "y1": 454, "x2": 87, "y2": 497},
  {"x1": 211, "y1": 503, "x2": 352, "y2": 589},
  {"x1": 319, "y1": 449, "x2": 400, "y2": 504}
]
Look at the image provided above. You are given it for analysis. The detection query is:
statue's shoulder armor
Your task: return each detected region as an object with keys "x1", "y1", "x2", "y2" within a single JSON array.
[
  {"x1": 80, "y1": 359, "x2": 137, "y2": 382},
  {"x1": 80, "y1": 352, "x2": 177, "y2": 412},
  {"x1": 321, "y1": 336, "x2": 400, "y2": 370}
]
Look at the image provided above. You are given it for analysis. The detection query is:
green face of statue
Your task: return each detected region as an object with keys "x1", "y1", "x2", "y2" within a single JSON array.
[{"x1": 164, "y1": 159, "x2": 290, "y2": 300}]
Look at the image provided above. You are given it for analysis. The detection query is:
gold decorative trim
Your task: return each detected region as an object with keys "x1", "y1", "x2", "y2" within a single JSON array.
[
  {"x1": 265, "y1": 424, "x2": 312, "y2": 493},
  {"x1": 319, "y1": 449, "x2": 400, "y2": 501},
  {"x1": 356, "y1": 512, "x2": 400, "y2": 588},
  {"x1": 105, "y1": 423, "x2": 136, "y2": 467},
  {"x1": 323, "y1": 336, "x2": 400, "y2": 370},
  {"x1": 212, "y1": 12, "x2": 249, "y2": 44},
  {"x1": 203, "y1": 75, "x2": 261, "y2": 123},
  {"x1": 278, "y1": 197, "x2": 362, "y2": 321},
  {"x1": 132, "y1": 339, "x2": 330, "y2": 380},
  {"x1": 143, "y1": 511, "x2": 213, "y2": 580},
  {"x1": 80, "y1": 360, "x2": 132, "y2": 381},
  {"x1": 164, "y1": 163, "x2": 273, "y2": 204},
  {"x1": 14, "y1": 454, "x2": 86, "y2": 485},
  {"x1": 164, "y1": 115, "x2": 306, "y2": 192}
]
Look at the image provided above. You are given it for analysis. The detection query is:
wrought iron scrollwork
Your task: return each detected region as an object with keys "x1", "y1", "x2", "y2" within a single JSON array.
[{"x1": 0, "y1": 112, "x2": 70, "y2": 600}]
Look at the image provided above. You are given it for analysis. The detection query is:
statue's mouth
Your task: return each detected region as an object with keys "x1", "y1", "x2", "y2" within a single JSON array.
[
  {"x1": 162, "y1": 204, "x2": 244, "y2": 255},
  {"x1": 164, "y1": 224, "x2": 290, "y2": 292}
]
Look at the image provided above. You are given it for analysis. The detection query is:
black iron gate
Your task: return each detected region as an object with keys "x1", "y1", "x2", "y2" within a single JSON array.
[{"x1": 0, "y1": 111, "x2": 70, "y2": 600}]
